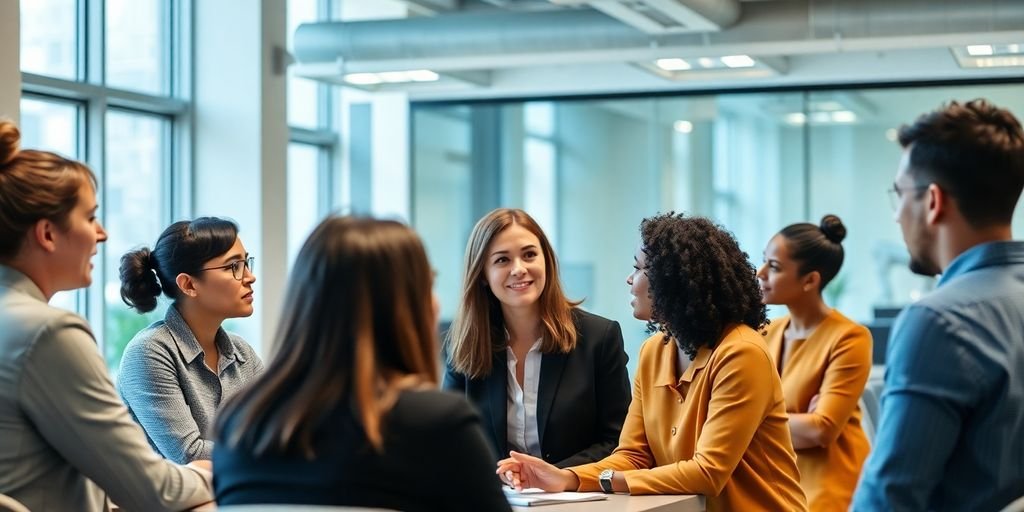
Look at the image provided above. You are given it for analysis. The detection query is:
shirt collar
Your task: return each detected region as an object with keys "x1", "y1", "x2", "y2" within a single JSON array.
[
  {"x1": 653, "y1": 334, "x2": 712, "y2": 387},
  {"x1": 939, "y1": 241, "x2": 1024, "y2": 287},
  {"x1": 164, "y1": 305, "x2": 244, "y2": 365},
  {"x1": 680, "y1": 345, "x2": 712, "y2": 384},
  {"x1": 0, "y1": 265, "x2": 47, "y2": 303}
]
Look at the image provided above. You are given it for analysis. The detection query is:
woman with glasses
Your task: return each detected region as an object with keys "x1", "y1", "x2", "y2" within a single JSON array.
[
  {"x1": 756, "y1": 215, "x2": 872, "y2": 511},
  {"x1": 117, "y1": 217, "x2": 264, "y2": 464}
]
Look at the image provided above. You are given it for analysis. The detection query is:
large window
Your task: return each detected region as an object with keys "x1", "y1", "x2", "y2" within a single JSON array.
[
  {"x1": 286, "y1": 0, "x2": 340, "y2": 265},
  {"x1": 412, "y1": 83, "x2": 1024, "y2": 372},
  {"x1": 19, "y1": 96, "x2": 83, "y2": 314},
  {"x1": 20, "y1": 0, "x2": 188, "y2": 372}
]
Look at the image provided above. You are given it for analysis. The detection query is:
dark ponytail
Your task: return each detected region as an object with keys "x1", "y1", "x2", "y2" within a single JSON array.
[
  {"x1": 119, "y1": 247, "x2": 163, "y2": 312},
  {"x1": 119, "y1": 217, "x2": 239, "y2": 313}
]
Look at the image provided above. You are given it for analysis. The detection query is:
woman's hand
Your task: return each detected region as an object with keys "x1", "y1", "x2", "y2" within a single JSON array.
[{"x1": 496, "y1": 451, "x2": 579, "y2": 492}]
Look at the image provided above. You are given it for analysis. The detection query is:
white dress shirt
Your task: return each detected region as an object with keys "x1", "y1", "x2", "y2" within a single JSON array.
[{"x1": 505, "y1": 339, "x2": 543, "y2": 457}]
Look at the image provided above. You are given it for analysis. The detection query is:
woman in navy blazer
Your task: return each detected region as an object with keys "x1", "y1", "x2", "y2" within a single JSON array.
[{"x1": 443, "y1": 208, "x2": 631, "y2": 468}]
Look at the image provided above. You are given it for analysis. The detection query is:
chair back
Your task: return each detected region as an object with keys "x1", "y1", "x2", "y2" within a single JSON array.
[
  {"x1": 0, "y1": 494, "x2": 30, "y2": 512},
  {"x1": 860, "y1": 367, "x2": 885, "y2": 444},
  {"x1": 1001, "y1": 495, "x2": 1024, "y2": 512}
]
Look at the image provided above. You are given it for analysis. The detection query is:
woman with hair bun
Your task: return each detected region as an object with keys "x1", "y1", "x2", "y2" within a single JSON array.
[
  {"x1": 0, "y1": 120, "x2": 212, "y2": 511},
  {"x1": 756, "y1": 214, "x2": 872, "y2": 511},
  {"x1": 117, "y1": 217, "x2": 263, "y2": 464}
]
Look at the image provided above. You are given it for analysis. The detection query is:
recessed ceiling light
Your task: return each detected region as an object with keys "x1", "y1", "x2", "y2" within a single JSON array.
[
  {"x1": 673, "y1": 120, "x2": 693, "y2": 133},
  {"x1": 966, "y1": 44, "x2": 994, "y2": 56},
  {"x1": 344, "y1": 69, "x2": 441, "y2": 85},
  {"x1": 784, "y1": 113, "x2": 806, "y2": 125},
  {"x1": 721, "y1": 55, "x2": 755, "y2": 68},
  {"x1": 344, "y1": 73, "x2": 382, "y2": 85},
  {"x1": 697, "y1": 57, "x2": 715, "y2": 68},
  {"x1": 953, "y1": 44, "x2": 1024, "y2": 68},
  {"x1": 407, "y1": 69, "x2": 440, "y2": 82},
  {"x1": 656, "y1": 58, "x2": 691, "y2": 71},
  {"x1": 831, "y1": 110, "x2": 857, "y2": 123}
]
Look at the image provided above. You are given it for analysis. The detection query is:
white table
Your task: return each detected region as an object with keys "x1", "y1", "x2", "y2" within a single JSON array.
[{"x1": 512, "y1": 494, "x2": 704, "y2": 512}]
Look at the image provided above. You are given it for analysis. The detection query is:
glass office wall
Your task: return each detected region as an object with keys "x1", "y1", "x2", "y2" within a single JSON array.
[{"x1": 412, "y1": 83, "x2": 1024, "y2": 371}]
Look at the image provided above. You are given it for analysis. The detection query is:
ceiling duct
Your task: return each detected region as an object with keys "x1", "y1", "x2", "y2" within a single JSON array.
[
  {"x1": 293, "y1": 0, "x2": 740, "y2": 64},
  {"x1": 582, "y1": 0, "x2": 741, "y2": 34},
  {"x1": 293, "y1": 0, "x2": 1024, "y2": 74}
]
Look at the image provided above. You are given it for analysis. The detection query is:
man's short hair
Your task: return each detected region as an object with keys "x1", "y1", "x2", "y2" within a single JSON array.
[{"x1": 898, "y1": 99, "x2": 1024, "y2": 228}]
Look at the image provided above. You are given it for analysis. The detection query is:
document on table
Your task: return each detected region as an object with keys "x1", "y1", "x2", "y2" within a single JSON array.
[{"x1": 503, "y1": 487, "x2": 608, "y2": 507}]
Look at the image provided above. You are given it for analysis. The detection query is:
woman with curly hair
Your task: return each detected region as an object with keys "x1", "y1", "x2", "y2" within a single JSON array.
[
  {"x1": 758, "y1": 215, "x2": 871, "y2": 511},
  {"x1": 497, "y1": 213, "x2": 807, "y2": 512}
]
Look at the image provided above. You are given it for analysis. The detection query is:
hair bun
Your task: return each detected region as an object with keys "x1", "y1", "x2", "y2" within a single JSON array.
[
  {"x1": 0, "y1": 120, "x2": 21, "y2": 167},
  {"x1": 119, "y1": 247, "x2": 162, "y2": 313},
  {"x1": 819, "y1": 214, "x2": 846, "y2": 244}
]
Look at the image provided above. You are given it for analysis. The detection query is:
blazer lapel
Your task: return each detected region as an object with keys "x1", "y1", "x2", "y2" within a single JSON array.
[
  {"x1": 537, "y1": 351, "x2": 567, "y2": 449},
  {"x1": 486, "y1": 351, "x2": 509, "y2": 457}
]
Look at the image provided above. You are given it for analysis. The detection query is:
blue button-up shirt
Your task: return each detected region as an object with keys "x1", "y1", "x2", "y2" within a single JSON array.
[{"x1": 853, "y1": 241, "x2": 1024, "y2": 511}]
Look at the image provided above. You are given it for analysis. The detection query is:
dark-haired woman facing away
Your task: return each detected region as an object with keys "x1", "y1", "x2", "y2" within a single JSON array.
[
  {"x1": 0, "y1": 120, "x2": 212, "y2": 511},
  {"x1": 497, "y1": 213, "x2": 807, "y2": 512},
  {"x1": 444, "y1": 208, "x2": 630, "y2": 468},
  {"x1": 757, "y1": 215, "x2": 872, "y2": 511},
  {"x1": 213, "y1": 216, "x2": 511, "y2": 511},
  {"x1": 117, "y1": 218, "x2": 264, "y2": 463}
]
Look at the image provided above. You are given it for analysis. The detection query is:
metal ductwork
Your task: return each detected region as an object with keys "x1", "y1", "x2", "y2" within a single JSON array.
[
  {"x1": 293, "y1": 0, "x2": 741, "y2": 64},
  {"x1": 293, "y1": 0, "x2": 1024, "y2": 73}
]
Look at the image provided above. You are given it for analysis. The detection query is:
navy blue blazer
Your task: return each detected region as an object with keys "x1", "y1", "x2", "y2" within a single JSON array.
[{"x1": 443, "y1": 309, "x2": 631, "y2": 468}]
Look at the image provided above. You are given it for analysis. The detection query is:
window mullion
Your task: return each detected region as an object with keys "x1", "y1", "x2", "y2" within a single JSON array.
[
  {"x1": 84, "y1": 0, "x2": 103, "y2": 85},
  {"x1": 84, "y1": 94, "x2": 107, "y2": 349}
]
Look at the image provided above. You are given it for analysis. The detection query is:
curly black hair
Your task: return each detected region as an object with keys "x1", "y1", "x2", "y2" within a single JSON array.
[{"x1": 640, "y1": 213, "x2": 768, "y2": 359}]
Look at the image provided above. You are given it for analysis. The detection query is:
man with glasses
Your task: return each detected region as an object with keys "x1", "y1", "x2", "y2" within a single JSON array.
[{"x1": 853, "y1": 100, "x2": 1024, "y2": 511}]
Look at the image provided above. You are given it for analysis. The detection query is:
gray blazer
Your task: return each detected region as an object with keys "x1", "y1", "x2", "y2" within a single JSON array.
[
  {"x1": 117, "y1": 305, "x2": 264, "y2": 463},
  {"x1": 0, "y1": 265, "x2": 212, "y2": 511}
]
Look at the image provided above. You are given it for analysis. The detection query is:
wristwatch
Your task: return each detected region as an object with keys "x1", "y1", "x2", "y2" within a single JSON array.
[{"x1": 598, "y1": 469, "x2": 615, "y2": 494}]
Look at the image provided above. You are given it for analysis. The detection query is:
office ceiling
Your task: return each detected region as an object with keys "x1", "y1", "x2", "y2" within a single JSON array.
[{"x1": 295, "y1": 0, "x2": 1024, "y2": 100}]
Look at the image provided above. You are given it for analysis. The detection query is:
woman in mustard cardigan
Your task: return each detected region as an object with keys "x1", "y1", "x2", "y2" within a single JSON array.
[
  {"x1": 497, "y1": 213, "x2": 807, "y2": 512},
  {"x1": 757, "y1": 214, "x2": 872, "y2": 511}
]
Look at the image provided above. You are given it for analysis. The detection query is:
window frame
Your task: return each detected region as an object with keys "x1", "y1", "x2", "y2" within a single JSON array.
[
  {"x1": 19, "y1": 0, "x2": 192, "y2": 366},
  {"x1": 286, "y1": 0, "x2": 341, "y2": 234}
]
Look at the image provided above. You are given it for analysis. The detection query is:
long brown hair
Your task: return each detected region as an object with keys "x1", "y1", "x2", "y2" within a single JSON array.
[
  {"x1": 217, "y1": 216, "x2": 439, "y2": 457},
  {"x1": 445, "y1": 208, "x2": 579, "y2": 379},
  {"x1": 0, "y1": 120, "x2": 96, "y2": 260}
]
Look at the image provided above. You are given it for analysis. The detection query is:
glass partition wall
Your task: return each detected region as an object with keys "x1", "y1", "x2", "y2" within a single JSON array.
[{"x1": 412, "y1": 83, "x2": 1024, "y2": 372}]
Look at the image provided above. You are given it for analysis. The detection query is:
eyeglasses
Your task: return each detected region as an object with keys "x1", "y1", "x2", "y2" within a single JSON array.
[
  {"x1": 200, "y1": 256, "x2": 254, "y2": 281},
  {"x1": 887, "y1": 182, "x2": 929, "y2": 211}
]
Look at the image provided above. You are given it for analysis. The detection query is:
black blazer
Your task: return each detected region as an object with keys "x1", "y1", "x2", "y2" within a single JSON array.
[
  {"x1": 443, "y1": 309, "x2": 631, "y2": 468},
  {"x1": 213, "y1": 389, "x2": 512, "y2": 512}
]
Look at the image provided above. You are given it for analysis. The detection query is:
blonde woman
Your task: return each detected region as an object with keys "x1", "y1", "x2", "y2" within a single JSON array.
[{"x1": 444, "y1": 208, "x2": 631, "y2": 468}]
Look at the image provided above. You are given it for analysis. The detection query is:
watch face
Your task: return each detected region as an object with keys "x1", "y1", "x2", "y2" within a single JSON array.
[{"x1": 599, "y1": 469, "x2": 614, "y2": 493}]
